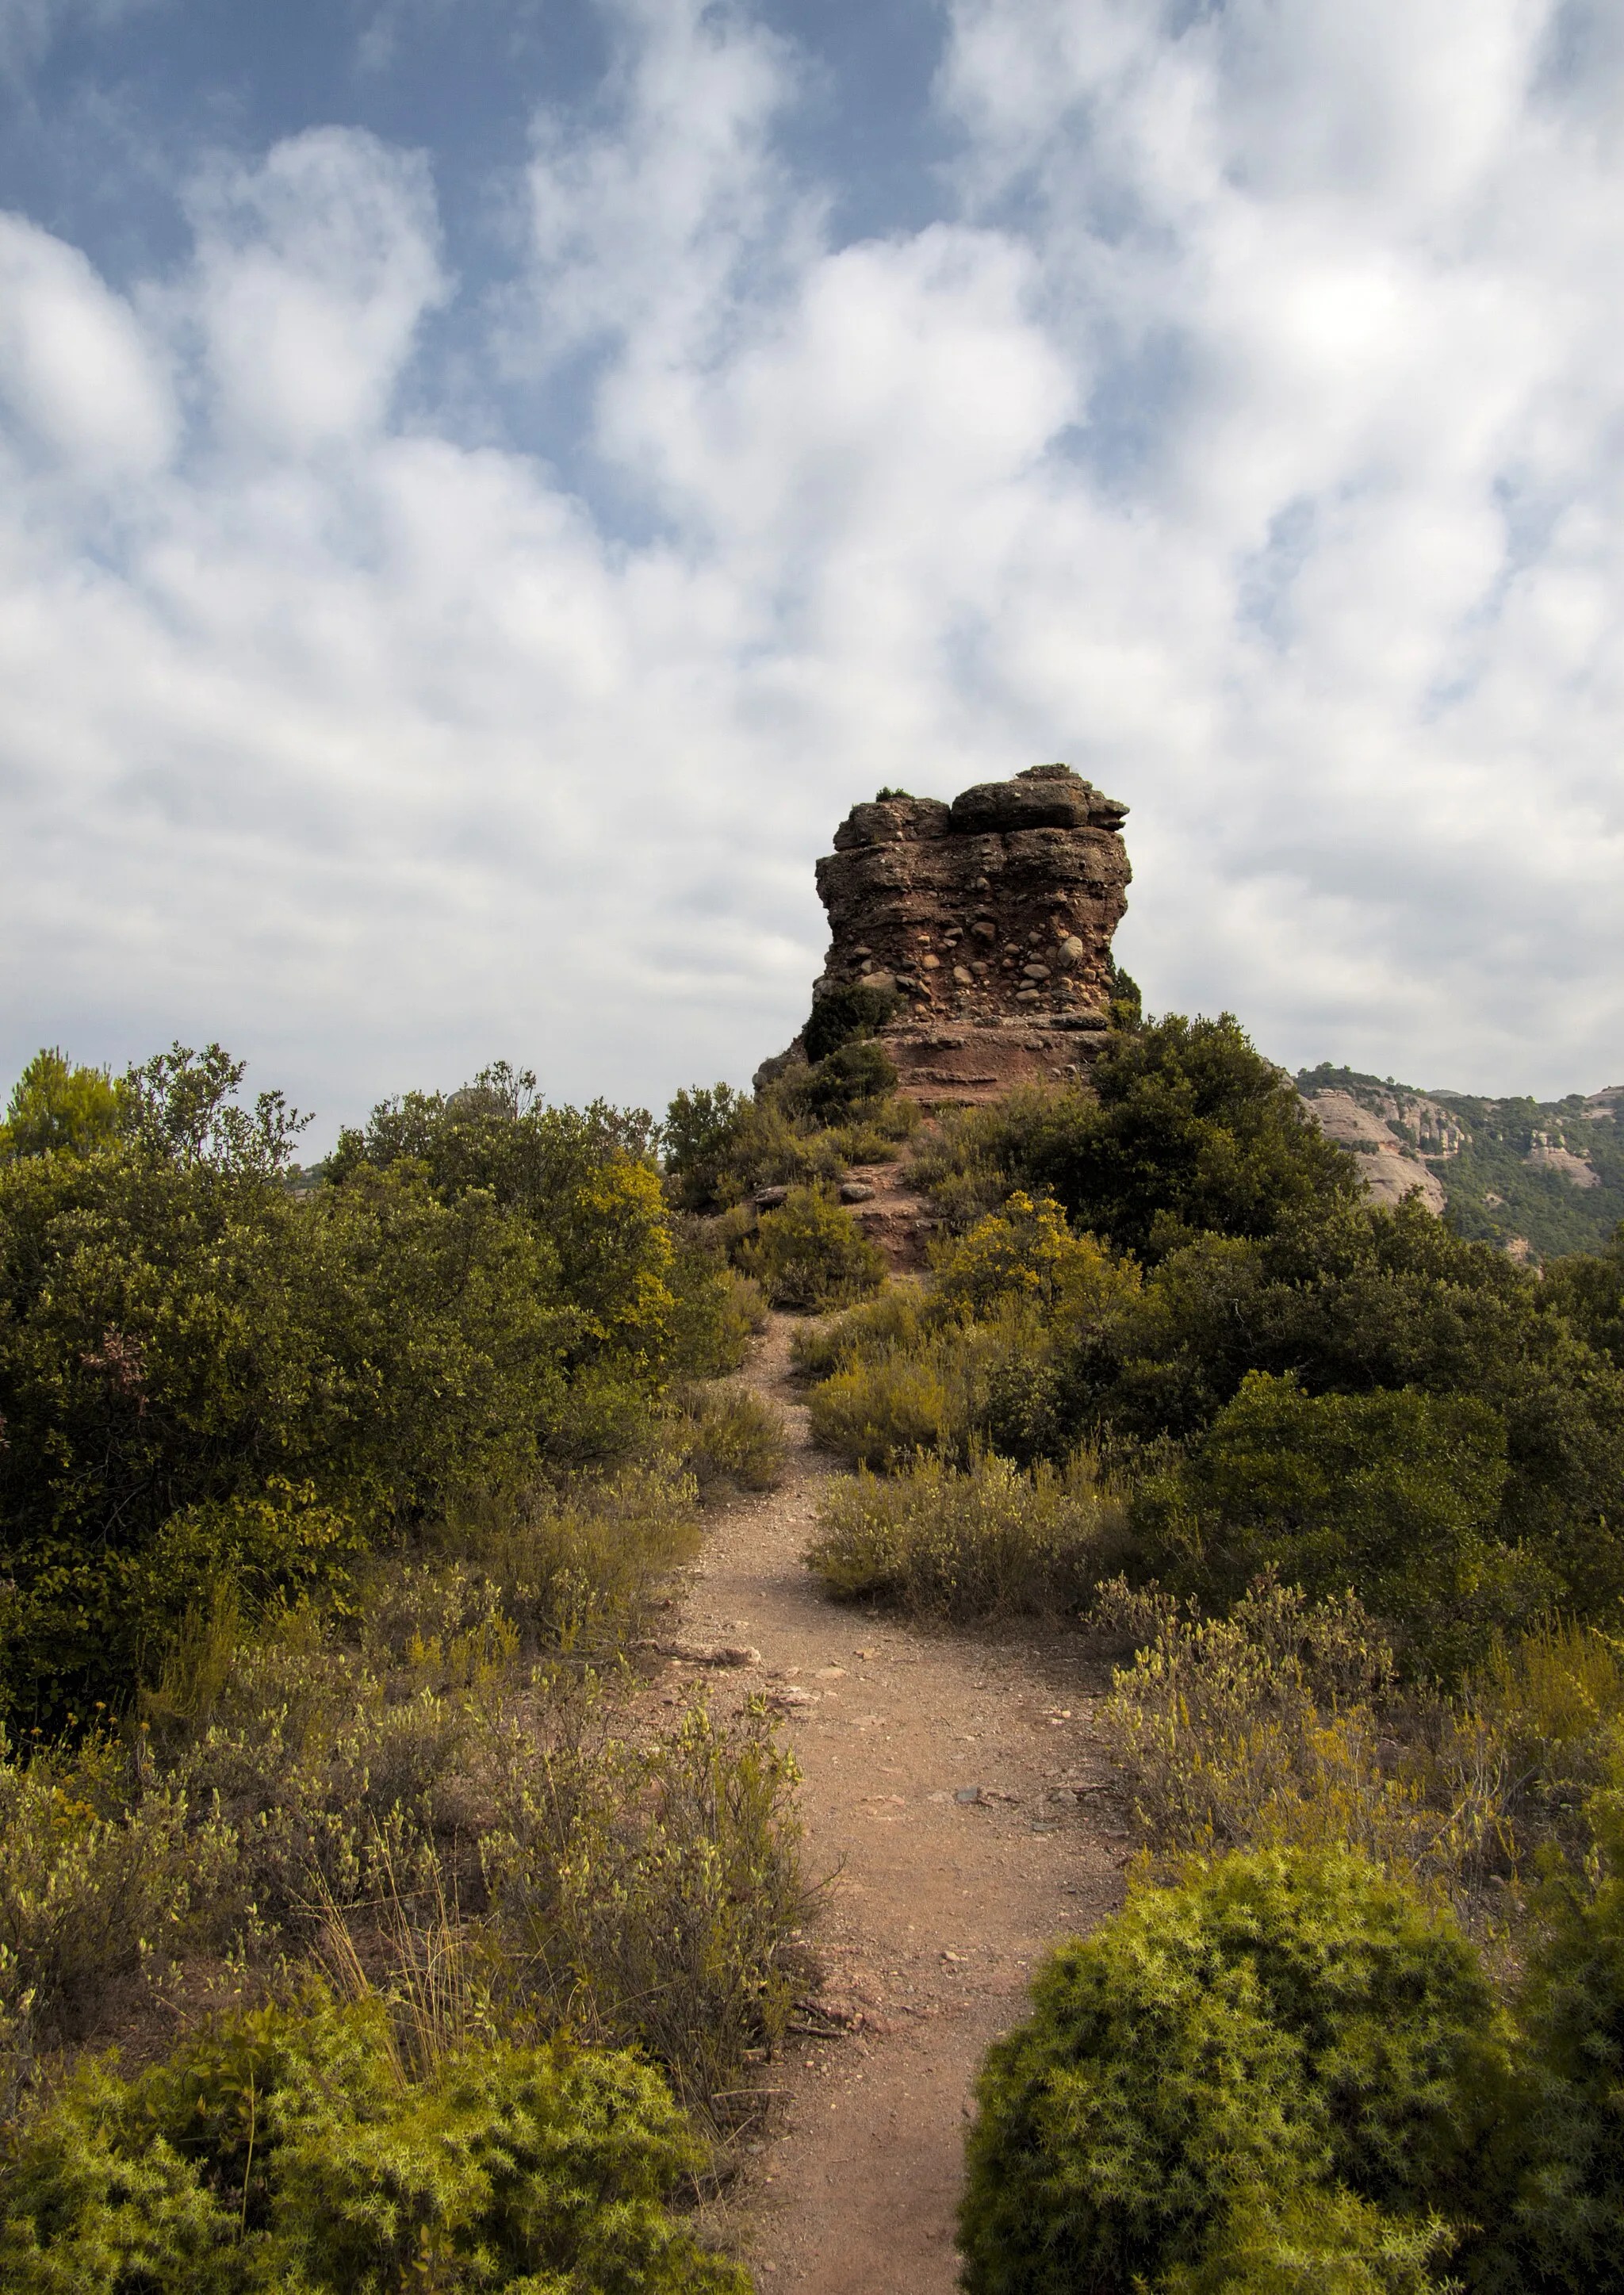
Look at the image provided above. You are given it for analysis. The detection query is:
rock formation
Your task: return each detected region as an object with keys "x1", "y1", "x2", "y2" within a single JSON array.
[
  {"x1": 772, "y1": 764, "x2": 1133, "y2": 1105},
  {"x1": 1296, "y1": 1090, "x2": 1449, "y2": 1215}
]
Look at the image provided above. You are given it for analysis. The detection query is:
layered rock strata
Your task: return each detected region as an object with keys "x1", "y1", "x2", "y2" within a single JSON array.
[{"x1": 791, "y1": 764, "x2": 1133, "y2": 1105}]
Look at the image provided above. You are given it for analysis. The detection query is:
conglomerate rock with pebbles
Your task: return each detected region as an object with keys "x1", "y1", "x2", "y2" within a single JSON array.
[{"x1": 765, "y1": 764, "x2": 1134, "y2": 1107}]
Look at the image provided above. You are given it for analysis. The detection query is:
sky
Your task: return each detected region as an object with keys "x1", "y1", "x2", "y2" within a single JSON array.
[{"x1": 1, "y1": 0, "x2": 1621, "y2": 1146}]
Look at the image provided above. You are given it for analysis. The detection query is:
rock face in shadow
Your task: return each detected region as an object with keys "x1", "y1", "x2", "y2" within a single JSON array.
[{"x1": 779, "y1": 764, "x2": 1134, "y2": 1105}]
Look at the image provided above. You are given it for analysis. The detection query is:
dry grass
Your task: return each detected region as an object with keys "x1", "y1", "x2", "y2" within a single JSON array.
[
  {"x1": 1094, "y1": 1577, "x2": 1624, "y2": 1929},
  {"x1": 807, "y1": 1447, "x2": 1127, "y2": 1621}
]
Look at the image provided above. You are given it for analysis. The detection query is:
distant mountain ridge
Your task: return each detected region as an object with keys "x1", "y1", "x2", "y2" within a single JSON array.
[{"x1": 1297, "y1": 1064, "x2": 1624, "y2": 1262}]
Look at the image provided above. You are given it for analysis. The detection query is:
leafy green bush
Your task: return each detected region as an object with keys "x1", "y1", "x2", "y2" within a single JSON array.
[
  {"x1": 680, "y1": 1383, "x2": 788, "y2": 1495},
  {"x1": 1131, "y1": 1374, "x2": 1519, "y2": 1678},
  {"x1": 790, "y1": 1288, "x2": 933, "y2": 1382},
  {"x1": 0, "y1": 1728, "x2": 239, "y2": 2060},
  {"x1": 662, "y1": 1043, "x2": 916, "y2": 1214},
  {"x1": 787, "y1": 1038, "x2": 899, "y2": 1125},
  {"x1": 0, "y1": 2001, "x2": 749, "y2": 2293},
  {"x1": 929, "y1": 1190, "x2": 1123, "y2": 1319},
  {"x1": 666, "y1": 1251, "x2": 767, "y2": 1376},
  {"x1": 1512, "y1": 1787, "x2": 1624, "y2": 2293},
  {"x1": 914, "y1": 1017, "x2": 1361, "y2": 1259},
  {"x1": 733, "y1": 1186, "x2": 886, "y2": 1310},
  {"x1": 1155, "y1": 2186, "x2": 1458, "y2": 2294},
  {"x1": 807, "y1": 1450, "x2": 1124, "y2": 1619},
  {"x1": 1540, "y1": 1226, "x2": 1624, "y2": 1370},
  {"x1": 661, "y1": 1083, "x2": 753, "y2": 1211},
  {"x1": 802, "y1": 982, "x2": 902, "y2": 1063},
  {"x1": 0, "y1": 1048, "x2": 721, "y2": 1724},
  {"x1": 806, "y1": 1350, "x2": 955, "y2": 1466},
  {"x1": 959, "y1": 1849, "x2": 1512, "y2": 2295}
]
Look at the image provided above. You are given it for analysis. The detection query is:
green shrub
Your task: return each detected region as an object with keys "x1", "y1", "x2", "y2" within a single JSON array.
[
  {"x1": 733, "y1": 1186, "x2": 886, "y2": 1310},
  {"x1": 1511, "y1": 1787, "x2": 1624, "y2": 2291},
  {"x1": 908, "y1": 1089, "x2": 1065, "y2": 1230},
  {"x1": 0, "y1": 1728, "x2": 239, "y2": 2055},
  {"x1": 930, "y1": 1194, "x2": 1141, "y2": 1339},
  {"x1": 959, "y1": 1848, "x2": 1512, "y2": 2295},
  {"x1": 806, "y1": 1350, "x2": 954, "y2": 1466},
  {"x1": 668, "y1": 1259, "x2": 768, "y2": 1376},
  {"x1": 0, "y1": 2001, "x2": 750, "y2": 2293},
  {"x1": 454, "y1": 1464, "x2": 702, "y2": 1657},
  {"x1": 1155, "y1": 2186, "x2": 1458, "y2": 2294},
  {"x1": 976, "y1": 1013, "x2": 1362, "y2": 1263},
  {"x1": 661, "y1": 1083, "x2": 753, "y2": 1211},
  {"x1": 1132, "y1": 1374, "x2": 1520, "y2": 1677},
  {"x1": 790, "y1": 1288, "x2": 933, "y2": 1382},
  {"x1": 802, "y1": 983, "x2": 902, "y2": 1063},
  {"x1": 807, "y1": 1450, "x2": 1124, "y2": 1619},
  {"x1": 822, "y1": 1093, "x2": 921, "y2": 1166},
  {"x1": 1539, "y1": 1227, "x2": 1624, "y2": 1370},
  {"x1": 787, "y1": 1039, "x2": 899, "y2": 1125},
  {"x1": 680, "y1": 1383, "x2": 788, "y2": 1496},
  {"x1": 1094, "y1": 1579, "x2": 1423, "y2": 1872}
]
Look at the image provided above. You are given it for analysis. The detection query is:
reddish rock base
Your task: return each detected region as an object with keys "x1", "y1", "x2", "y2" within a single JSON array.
[{"x1": 883, "y1": 1019, "x2": 1108, "y2": 1108}]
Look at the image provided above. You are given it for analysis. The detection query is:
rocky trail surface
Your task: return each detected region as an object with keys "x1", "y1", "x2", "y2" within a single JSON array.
[{"x1": 668, "y1": 1316, "x2": 1128, "y2": 2293}]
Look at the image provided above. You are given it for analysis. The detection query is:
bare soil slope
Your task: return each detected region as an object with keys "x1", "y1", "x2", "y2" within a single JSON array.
[{"x1": 670, "y1": 1317, "x2": 1128, "y2": 2292}]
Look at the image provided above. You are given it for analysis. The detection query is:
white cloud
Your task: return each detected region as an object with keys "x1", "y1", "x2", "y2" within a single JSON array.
[
  {"x1": 0, "y1": 213, "x2": 174, "y2": 472},
  {"x1": 182, "y1": 131, "x2": 448, "y2": 454},
  {"x1": 1, "y1": 0, "x2": 1622, "y2": 1137}
]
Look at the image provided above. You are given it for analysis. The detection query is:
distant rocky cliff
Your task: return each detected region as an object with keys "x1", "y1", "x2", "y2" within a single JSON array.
[
  {"x1": 780, "y1": 764, "x2": 1133, "y2": 1105},
  {"x1": 1298, "y1": 1067, "x2": 1624, "y2": 1259}
]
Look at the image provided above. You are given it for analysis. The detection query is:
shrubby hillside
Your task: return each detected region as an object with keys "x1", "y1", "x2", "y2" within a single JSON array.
[
  {"x1": 8, "y1": 994, "x2": 1624, "y2": 2293},
  {"x1": 768, "y1": 999, "x2": 1624, "y2": 2290},
  {"x1": 0, "y1": 1042, "x2": 799, "y2": 2293}
]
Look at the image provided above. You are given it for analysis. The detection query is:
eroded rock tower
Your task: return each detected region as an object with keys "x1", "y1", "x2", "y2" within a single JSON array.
[{"x1": 785, "y1": 763, "x2": 1133, "y2": 1104}]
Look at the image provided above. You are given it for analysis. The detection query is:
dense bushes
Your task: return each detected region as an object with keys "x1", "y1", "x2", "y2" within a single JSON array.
[
  {"x1": 0, "y1": 1038, "x2": 808, "y2": 2295},
  {"x1": 916, "y1": 1015, "x2": 1362, "y2": 1258},
  {"x1": 1131, "y1": 1375, "x2": 1521, "y2": 1676},
  {"x1": 733, "y1": 1185, "x2": 886, "y2": 1310},
  {"x1": 960, "y1": 1847, "x2": 1507, "y2": 2295},
  {"x1": 0, "y1": 1048, "x2": 745, "y2": 1724},
  {"x1": 1513, "y1": 1789, "x2": 1624, "y2": 2290},
  {"x1": 661, "y1": 1001, "x2": 917, "y2": 1216},
  {"x1": 0, "y1": 1482, "x2": 804, "y2": 2117},
  {"x1": 0, "y1": 2003, "x2": 749, "y2": 2293},
  {"x1": 678, "y1": 1381, "x2": 788, "y2": 1495},
  {"x1": 791, "y1": 1014, "x2": 1624, "y2": 1670},
  {"x1": 963, "y1": 1799, "x2": 1624, "y2": 2293}
]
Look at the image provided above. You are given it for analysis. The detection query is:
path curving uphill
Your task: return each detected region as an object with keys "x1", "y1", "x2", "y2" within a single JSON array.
[{"x1": 672, "y1": 1316, "x2": 1128, "y2": 2293}]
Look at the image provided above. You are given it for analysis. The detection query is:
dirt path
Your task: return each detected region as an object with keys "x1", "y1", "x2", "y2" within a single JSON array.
[{"x1": 672, "y1": 1316, "x2": 1127, "y2": 2293}]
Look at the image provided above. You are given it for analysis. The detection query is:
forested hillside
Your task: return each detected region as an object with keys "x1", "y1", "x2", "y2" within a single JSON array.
[
  {"x1": 1299, "y1": 1060, "x2": 1624, "y2": 1259},
  {"x1": 6, "y1": 1008, "x2": 1624, "y2": 2293}
]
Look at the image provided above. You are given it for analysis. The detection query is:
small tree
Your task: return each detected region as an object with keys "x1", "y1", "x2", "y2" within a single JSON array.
[
  {"x1": 2, "y1": 1048, "x2": 124, "y2": 1161},
  {"x1": 736, "y1": 1186, "x2": 886, "y2": 1310}
]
